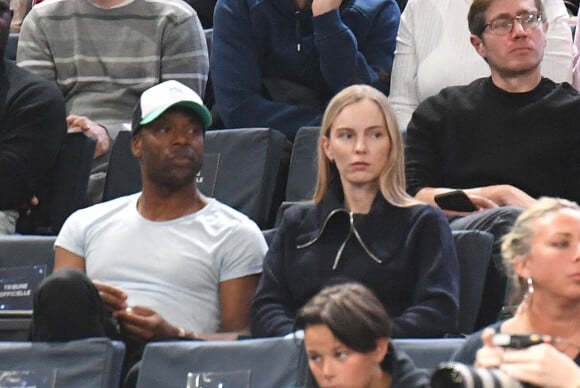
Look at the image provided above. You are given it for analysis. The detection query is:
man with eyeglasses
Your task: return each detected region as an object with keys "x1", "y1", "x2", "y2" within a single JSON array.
[
  {"x1": 0, "y1": 0, "x2": 66, "y2": 234},
  {"x1": 405, "y1": 0, "x2": 580, "y2": 329}
]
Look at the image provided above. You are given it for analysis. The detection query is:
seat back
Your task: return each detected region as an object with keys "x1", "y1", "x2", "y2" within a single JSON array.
[
  {"x1": 392, "y1": 338, "x2": 466, "y2": 370},
  {"x1": 136, "y1": 337, "x2": 311, "y2": 388},
  {"x1": 6, "y1": 33, "x2": 18, "y2": 61},
  {"x1": 17, "y1": 132, "x2": 96, "y2": 235},
  {"x1": 0, "y1": 338, "x2": 125, "y2": 388},
  {"x1": 452, "y1": 229, "x2": 494, "y2": 335},
  {"x1": 46, "y1": 132, "x2": 96, "y2": 234},
  {"x1": 205, "y1": 128, "x2": 289, "y2": 228},
  {"x1": 285, "y1": 126, "x2": 320, "y2": 202},
  {"x1": 104, "y1": 128, "x2": 289, "y2": 229},
  {"x1": 102, "y1": 131, "x2": 140, "y2": 201},
  {"x1": 0, "y1": 235, "x2": 56, "y2": 339}
]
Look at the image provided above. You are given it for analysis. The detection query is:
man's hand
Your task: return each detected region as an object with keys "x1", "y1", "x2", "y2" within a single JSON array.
[
  {"x1": 467, "y1": 185, "x2": 535, "y2": 208},
  {"x1": 67, "y1": 115, "x2": 111, "y2": 158},
  {"x1": 92, "y1": 280, "x2": 128, "y2": 312},
  {"x1": 311, "y1": 0, "x2": 342, "y2": 16},
  {"x1": 113, "y1": 305, "x2": 184, "y2": 342},
  {"x1": 441, "y1": 193, "x2": 499, "y2": 218}
]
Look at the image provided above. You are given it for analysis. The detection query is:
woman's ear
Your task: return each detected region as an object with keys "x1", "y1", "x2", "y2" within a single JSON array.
[
  {"x1": 512, "y1": 254, "x2": 531, "y2": 279},
  {"x1": 321, "y1": 135, "x2": 333, "y2": 162},
  {"x1": 372, "y1": 338, "x2": 389, "y2": 363}
]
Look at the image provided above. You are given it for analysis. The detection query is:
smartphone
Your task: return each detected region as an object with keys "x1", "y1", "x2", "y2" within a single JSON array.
[
  {"x1": 492, "y1": 333, "x2": 544, "y2": 349},
  {"x1": 434, "y1": 190, "x2": 478, "y2": 212}
]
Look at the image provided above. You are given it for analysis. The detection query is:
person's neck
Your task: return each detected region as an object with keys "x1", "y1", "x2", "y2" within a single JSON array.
[
  {"x1": 342, "y1": 182, "x2": 378, "y2": 214},
  {"x1": 524, "y1": 295, "x2": 580, "y2": 339},
  {"x1": 137, "y1": 182, "x2": 207, "y2": 221},
  {"x1": 490, "y1": 69, "x2": 542, "y2": 93},
  {"x1": 369, "y1": 369, "x2": 391, "y2": 388},
  {"x1": 507, "y1": 295, "x2": 580, "y2": 353},
  {"x1": 89, "y1": 0, "x2": 128, "y2": 9}
]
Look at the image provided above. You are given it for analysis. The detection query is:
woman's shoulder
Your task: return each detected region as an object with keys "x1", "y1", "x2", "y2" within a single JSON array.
[
  {"x1": 451, "y1": 321, "x2": 504, "y2": 365},
  {"x1": 400, "y1": 202, "x2": 449, "y2": 226},
  {"x1": 277, "y1": 201, "x2": 317, "y2": 227}
]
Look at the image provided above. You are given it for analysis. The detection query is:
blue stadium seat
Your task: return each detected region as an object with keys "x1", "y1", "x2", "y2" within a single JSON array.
[
  {"x1": 136, "y1": 337, "x2": 311, "y2": 388},
  {"x1": 0, "y1": 338, "x2": 125, "y2": 388}
]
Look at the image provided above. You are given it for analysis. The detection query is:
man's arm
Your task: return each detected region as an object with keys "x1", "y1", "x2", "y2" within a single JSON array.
[
  {"x1": 313, "y1": 0, "x2": 400, "y2": 95},
  {"x1": 415, "y1": 185, "x2": 535, "y2": 216},
  {"x1": 16, "y1": 9, "x2": 57, "y2": 82},
  {"x1": 0, "y1": 65, "x2": 66, "y2": 210},
  {"x1": 389, "y1": 0, "x2": 419, "y2": 131},
  {"x1": 211, "y1": 0, "x2": 322, "y2": 139},
  {"x1": 219, "y1": 274, "x2": 259, "y2": 333},
  {"x1": 54, "y1": 246, "x2": 85, "y2": 272},
  {"x1": 55, "y1": 246, "x2": 128, "y2": 312},
  {"x1": 160, "y1": 7, "x2": 209, "y2": 99}
]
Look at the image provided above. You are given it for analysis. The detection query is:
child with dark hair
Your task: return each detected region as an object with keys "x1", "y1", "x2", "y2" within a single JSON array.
[{"x1": 296, "y1": 282, "x2": 430, "y2": 388}]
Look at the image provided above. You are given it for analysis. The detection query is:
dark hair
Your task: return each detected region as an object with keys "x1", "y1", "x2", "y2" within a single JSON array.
[
  {"x1": 295, "y1": 282, "x2": 392, "y2": 354},
  {"x1": 468, "y1": 0, "x2": 544, "y2": 37}
]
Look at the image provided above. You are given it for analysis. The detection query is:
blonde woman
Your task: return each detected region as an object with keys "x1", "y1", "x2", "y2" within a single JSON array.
[
  {"x1": 453, "y1": 197, "x2": 580, "y2": 387},
  {"x1": 250, "y1": 84, "x2": 459, "y2": 339}
]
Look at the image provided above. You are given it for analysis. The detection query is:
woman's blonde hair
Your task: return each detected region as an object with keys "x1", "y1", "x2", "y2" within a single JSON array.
[
  {"x1": 502, "y1": 197, "x2": 580, "y2": 302},
  {"x1": 312, "y1": 85, "x2": 417, "y2": 207}
]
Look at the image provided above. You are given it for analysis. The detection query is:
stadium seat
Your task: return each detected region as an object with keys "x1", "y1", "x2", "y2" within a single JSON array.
[
  {"x1": 104, "y1": 128, "x2": 289, "y2": 229},
  {"x1": 285, "y1": 126, "x2": 319, "y2": 203},
  {"x1": 452, "y1": 230, "x2": 494, "y2": 335},
  {"x1": 6, "y1": 33, "x2": 18, "y2": 61},
  {"x1": 136, "y1": 337, "x2": 312, "y2": 388},
  {"x1": 0, "y1": 235, "x2": 56, "y2": 340},
  {"x1": 392, "y1": 338, "x2": 466, "y2": 370},
  {"x1": 0, "y1": 338, "x2": 125, "y2": 388}
]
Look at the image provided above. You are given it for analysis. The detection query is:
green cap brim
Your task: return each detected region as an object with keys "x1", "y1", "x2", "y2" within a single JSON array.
[{"x1": 140, "y1": 101, "x2": 212, "y2": 130}]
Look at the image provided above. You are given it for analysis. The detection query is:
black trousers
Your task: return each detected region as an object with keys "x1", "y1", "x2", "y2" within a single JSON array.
[{"x1": 450, "y1": 206, "x2": 522, "y2": 330}]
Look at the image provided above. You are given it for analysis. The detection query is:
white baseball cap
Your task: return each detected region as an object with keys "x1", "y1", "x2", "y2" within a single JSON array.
[{"x1": 131, "y1": 80, "x2": 212, "y2": 134}]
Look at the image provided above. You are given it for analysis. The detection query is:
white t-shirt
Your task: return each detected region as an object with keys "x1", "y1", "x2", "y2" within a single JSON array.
[
  {"x1": 390, "y1": 0, "x2": 573, "y2": 131},
  {"x1": 55, "y1": 193, "x2": 267, "y2": 334}
]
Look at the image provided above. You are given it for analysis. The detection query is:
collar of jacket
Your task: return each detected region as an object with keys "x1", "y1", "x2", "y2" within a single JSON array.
[{"x1": 295, "y1": 179, "x2": 407, "y2": 269}]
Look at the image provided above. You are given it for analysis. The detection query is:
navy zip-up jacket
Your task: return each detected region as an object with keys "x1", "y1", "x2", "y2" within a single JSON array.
[{"x1": 250, "y1": 180, "x2": 459, "y2": 338}]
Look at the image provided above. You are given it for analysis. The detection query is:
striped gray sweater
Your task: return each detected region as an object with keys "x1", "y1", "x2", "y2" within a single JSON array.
[{"x1": 17, "y1": 0, "x2": 209, "y2": 125}]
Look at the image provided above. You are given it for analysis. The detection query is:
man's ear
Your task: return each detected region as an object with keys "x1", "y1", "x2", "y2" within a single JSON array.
[
  {"x1": 131, "y1": 134, "x2": 142, "y2": 159},
  {"x1": 470, "y1": 35, "x2": 486, "y2": 58}
]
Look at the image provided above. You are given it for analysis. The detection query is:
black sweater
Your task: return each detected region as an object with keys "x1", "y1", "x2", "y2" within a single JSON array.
[
  {"x1": 0, "y1": 60, "x2": 66, "y2": 210},
  {"x1": 405, "y1": 77, "x2": 580, "y2": 204}
]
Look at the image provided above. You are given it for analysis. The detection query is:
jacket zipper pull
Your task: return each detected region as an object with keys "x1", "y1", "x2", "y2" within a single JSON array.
[{"x1": 295, "y1": 11, "x2": 301, "y2": 52}]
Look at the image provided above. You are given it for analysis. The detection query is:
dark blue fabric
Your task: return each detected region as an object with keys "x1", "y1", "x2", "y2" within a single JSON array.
[
  {"x1": 211, "y1": 0, "x2": 400, "y2": 139},
  {"x1": 250, "y1": 180, "x2": 459, "y2": 338}
]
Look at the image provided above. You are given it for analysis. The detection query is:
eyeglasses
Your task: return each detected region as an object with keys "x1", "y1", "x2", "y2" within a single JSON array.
[{"x1": 483, "y1": 11, "x2": 543, "y2": 36}]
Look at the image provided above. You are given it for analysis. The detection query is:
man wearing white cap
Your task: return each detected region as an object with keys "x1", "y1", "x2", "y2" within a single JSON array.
[{"x1": 30, "y1": 81, "x2": 267, "y2": 369}]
